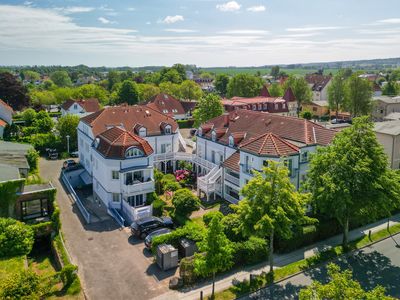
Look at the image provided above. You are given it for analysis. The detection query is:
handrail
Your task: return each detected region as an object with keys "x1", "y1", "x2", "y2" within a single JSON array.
[{"x1": 108, "y1": 205, "x2": 125, "y2": 227}]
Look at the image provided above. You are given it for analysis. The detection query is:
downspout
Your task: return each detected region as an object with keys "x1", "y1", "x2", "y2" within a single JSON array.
[{"x1": 392, "y1": 135, "x2": 395, "y2": 169}]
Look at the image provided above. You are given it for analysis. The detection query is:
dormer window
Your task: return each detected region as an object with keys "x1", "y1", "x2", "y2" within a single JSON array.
[
  {"x1": 125, "y1": 147, "x2": 143, "y2": 158},
  {"x1": 163, "y1": 109, "x2": 168, "y2": 114},
  {"x1": 164, "y1": 125, "x2": 172, "y2": 134},
  {"x1": 211, "y1": 130, "x2": 216, "y2": 141},
  {"x1": 229, "y1": 136, "x2": 234, "y2": 147},
  {"x1": 198, "y1": 127, "x2": 203, "y2": 136},
  {"x1": 139, "y1": 127, "x2": 147, "y2": 137},
  {"x1": 73, "y1": 104, "x2": 78, "y2": 109}
]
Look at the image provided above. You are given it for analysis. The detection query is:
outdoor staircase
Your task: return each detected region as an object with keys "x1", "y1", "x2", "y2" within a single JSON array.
[{"x1": 197, "y1": 166, "x2": 222, "y2": 201}]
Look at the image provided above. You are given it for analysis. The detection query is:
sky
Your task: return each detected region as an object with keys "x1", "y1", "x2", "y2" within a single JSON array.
[{"x1": 0, "y1": 0, "x2": 400, "y2": 67}]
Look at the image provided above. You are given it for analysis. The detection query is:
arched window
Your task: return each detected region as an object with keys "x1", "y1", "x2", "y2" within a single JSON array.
[
  {"x1": 211, "y1": 131, "x2": 216, "y2": 141},
  {"x1": 229, "y1": 136, "x2": 234, "y2": 147},
  {"x1": 125, "y1": 147, "x2": 143, "y2": 158}
]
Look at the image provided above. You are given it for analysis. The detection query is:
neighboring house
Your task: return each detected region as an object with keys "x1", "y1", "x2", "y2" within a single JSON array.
[
  {"x1": 305, "y1": 74, "x2": 332, "y2": 102},
  {"x1": 221, "y1": 88, "x2": 297, "y2": 117},
  {"x1": 373, "y1": 83, "x2": 382, "y2": 97},
  {"x1": 195, "y1": 110, "x2": 337, "y2": 203},
  {"x1": 302, "y1": 100, "x2": 329, "y2": 118},
  {"x1": 145, "y1": 93, "x2": 196, "y2": 120},
  {"x1": 374, "y1": 120, "x2": 400, "y2": 169},
  {"x1": 384, "y1": 112, "x2": 400, "y2": 121},
  {"x1": 372, "y1": 96, "x2": 400, "y2": 121},
  {"x1": 194, "y1": 78, "x2": 214, "y2": 92},
  {"x1": 0, "y1": 141, "x2": 32, "y2": 177},
  {"x1": 61, "y1": 98, "x2": 100, "y2": 117},
  {"x1": 0, "y1": 99, "x2": 14, "y2": 138}
]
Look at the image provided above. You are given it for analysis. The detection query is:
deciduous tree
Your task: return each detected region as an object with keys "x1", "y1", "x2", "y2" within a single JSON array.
[
  {"x1": 193, "y1": 94, "x2": 224, "y2": 127},
  {"x1": 226, "y1": 74, "x2": 264, "y2": 98},
  {"x1": 50, "y1": 71, "x2": 72, "y2": 87},
  {"x1": 345, "y1": 74, "x2": 373, "y2": 117},
  {"x1": 0, "y1": 72, "x2": 30, "y2": 111},
  {"x1": 57, "y1": 114, "x2": 80, "y2": 152},
  {"x1": 180, "y1": 80, "x2": 203, "y2": 100},
  {"x1": 268, "y1": 83, "x2": 283, "y2": 97},
  {"x1": 214, "y1": 74, "x2": 230, "y2": 96},
  {"x1": 137, "y1": 84, "x2": 160, "y2": 102},
  {"x1": 115, "y1": 80, "x2": 139, "y2": 105},
  {"x1": 270, "y1": 66, "x2": 280, "y2": 79},
  {"x1": 328, "y1": 72, "x2": 346, "y2": 120},
  {"x1": 172, "y1": 188, "x2": 200, "y2": 218},
  {"x1": 284, "y1": 75, "x2": 312, "y2": 115}
]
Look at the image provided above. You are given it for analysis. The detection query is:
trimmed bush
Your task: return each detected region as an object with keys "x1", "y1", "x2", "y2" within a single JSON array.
[
  {"x1": 163, "y1": 180, "x2": 181, "y2": 192},
  {"x1": 172, "y1": 189, "x2": 200, "y2": 218},
  {"x1": 203, "y1": 211, "x2": 223, "y2": 226},
  {"x1": 233, "y1": 236, "x2": 268, "y2": 265},
  {"x1": 26, "y1": 149, "x2": 39, "y2": 172},
  {"x1": 0, "y1": 218, "x2": 34, "y2": 257},
  {"x1": 180, "y1": 256, "x2": 198, "y2": 284},
  {"x1": 146, "y1": 192, "x2": 166, "y2": 217},
  {"x1": 276, "y1": 225, "x2": 318, "y2": 253},
  {"x1": 0, "y1": 270, "x2": 41, "y2": 299},
  {"x1": 176, "y1": 119, "x2": 194, "y2": 129},
  {"x1": 221, "y1": 213, "x2": 244, "y2": 242},
  {"x1": 60, "y1": 264, "x2": 78, "y2": 288}
]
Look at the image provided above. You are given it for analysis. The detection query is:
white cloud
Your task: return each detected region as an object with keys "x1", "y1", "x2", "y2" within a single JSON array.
[
  {"x1": 54, "y1": 6, "x2": 95, "y2": 14},
  {"x1": 286, "y1": 26, "x2": 343, "y2": 32},
  {"x1": 23, "y1": 1, "x2": 33, "y2": 6},
  {"x1": 146, "y1": 21, "x2": 151, "y2": 25},
  {"x1": 377, "y1": 18, "x2": 400, "y2": 24},
  {"x1": 216, "y1": 1, "x2": 241, "y2": 12},
  {"x1": 99, "y1": 5, "x2": 114, "y2": 12},
  {"x1": 218, "y1": 29, "x2": 269, "y2": 35},
  {"x1": 127, "y1": 7, "x2": 136, "y2": 11},
  {"x1": 159, "y1": 15, "x2": 184, "y2": 24},
  {"x1": 247, "y1": 5, "x2": 265, "y2": 12},
  {"x1": 98, "y1": 17, "x2": 116, "y2": 24},
  {"x1": 164, "y1": 29, "x2": 198, "y2": 33}
]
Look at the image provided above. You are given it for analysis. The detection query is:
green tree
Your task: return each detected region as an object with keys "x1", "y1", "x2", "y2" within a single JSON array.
[
  {"x1": 115, "y1": 80, "x2": 139, "y2": 105},
  {"x1": 172, "y1": 188, "x2": 200, "y2": 218},
  {"x1": 22, "y1": 108, "x2": 37, "y2": 126},
  {"x1": 270, "y1": 66, "x2": 280, "y2": 79},
  {"x1": 50, "y1": 71, "x2": 72, "y2": 87},
  {"x1": 159, "y1": 82, "x2": 182, "y2": 99},
  {"x1": 214, "y1": 74, "x2": 230, "y2": 96},
  {"x1": 200, "y1": 72, "x2": 213, "y2": 79},
  {"x1": 382, "y1": 81, "x2": 400, "y2": 96},
  {"x1": 33, "y1": 111, "x2": 54, "y2": 133},
  {"x1": 57, "y1": 114, "x2": 80, "y2": 152},
  {"x1": 21, "y1": 70, "x2": 40, "y2": 82},
  {"x1": 73, "y1": 84, "x2": 109, "y2": 104},
  {"x1": 194, "y1": 216, "x2": 234, "y2": 299},
  {"x1": 0, "y1": 72, "x2": 30, "y2": 111},
  {"x1": 29, "y1": 90, "x2": 57, "y2": 106},
  {"x1": 0, "y1": 218, "x2": 34, "y2": 257},
  {"x1": 345, "y1": 75, "x2": 373, "y2": 117},
  {"x1": 234, "y1": 161, "x2": 308, "y2": 275},
  {"x1": 328, "y1": 72, "x2": 346, "y2": 120},
  {"x1": 268, "y1": 83, "x2": 283, "y2": 97},
  {"x1": 161, "y1": 69, "x2": 183, "y2": 84},
  {"x1": 301, "y1": 110, "x2": 312, "y2": 120},
  {"x1": 107, "y1": 70, "x2": 121, "y2": 91},
  {"x1": 299, "y1": 263, "x2": 393, "y2": 300},
  {"x1": 26, "y1": 149, "x2": 39, "y2": 172},
  {"x1": 284, "y1": 75, "x2": 312, "y2": 115},
  {"x1": 180, "y1": 80, "x2": 203, "y2": 100},
  {"x1": 137, "y1": 84, "x2": 160, "y2": 102},
  {"x1": 53, "y1": 87, "x2": 74, "y2": 104},
  {"x1": 306, "y1": 117, "x2": 400, "y2": 248},
  {"x1": 0, "y1": 270, "x2": 41, "y2": 299},
  {"x1": 41, "y1": 80, "x2": 57, "y2": 91},
  {"x1": 227, "y1": 74, "x2": 264, "y2": 98},
  {"x1": 193, "y1": 94, "x2": 224, "y2": 127}
]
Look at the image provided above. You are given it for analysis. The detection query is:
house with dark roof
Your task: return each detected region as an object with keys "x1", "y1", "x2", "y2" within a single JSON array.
[
  {"x1": 195, "y1": 110, "x2": 337, "y2": 203},
  {"x1": 0, "y1": 99, "x2": 14, "y2": 138},
  {"x1": 145, "y1": 93, "x2": 196, "y2": 120},
  {"x1": 61, "y1": 98, "x2": 100, "y2": 118},
  {"x1": 305, "y1": 74, "x2": 332, "y2": 102}
]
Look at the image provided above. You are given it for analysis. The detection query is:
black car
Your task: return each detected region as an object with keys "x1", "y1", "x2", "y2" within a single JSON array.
[
  {"x1": 130, "y1": 216, "x2": 173, "y2": 239},
  {"x1": 144, "y1": 228, "x2": 172, "y2": 249},
  {"x1": 62, "y1": 159, "x2": 77, "y2": 170}
]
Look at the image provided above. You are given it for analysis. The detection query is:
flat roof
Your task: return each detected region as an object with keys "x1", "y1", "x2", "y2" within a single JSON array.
[
  {"x1": 0, "y1": 164, "x2": 20, "y2": 182},
  {"x1": 22, "y1": 183, "x2": 55, "y2": 194},
  {"x1": 0, "y1": 141, "x2": 33, "y2": 153},
  {"x1": 373, "y1": 96, "x2": 400, "y2": 104},
  {"x1": 374, "y1": 120, "x2": 400, "y2": 136}
]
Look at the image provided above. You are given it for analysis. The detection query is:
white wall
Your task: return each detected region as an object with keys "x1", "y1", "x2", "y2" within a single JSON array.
[
  {"x1": 196, "y1": 136, "x2": 236, "y2": 166},
  {"x1": 0, "y1": 105, "x2": 12, "y2": 125},
  {"x1": 375, "y1": 132, "x2": 400, "y2": 169}
]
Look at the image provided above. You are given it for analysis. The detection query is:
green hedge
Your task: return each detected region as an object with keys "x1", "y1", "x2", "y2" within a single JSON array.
[
  {"x1": 0, "y1": 218, "x2": 34, "y2": 257},
  {"x1": 177, "y1": 119, "x2": 194, "y2": 129},
  {"x1": 233, "y1": 236, "x2": 268, "y2": 265},
  {"x1": 146, "y1": 192, "x2": 166, "y2": 217},
  {"x1": 30, "y1": 221, "x2": 53, "y2": 238}
]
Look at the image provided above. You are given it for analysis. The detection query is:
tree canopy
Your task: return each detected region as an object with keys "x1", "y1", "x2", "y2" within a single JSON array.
[
  {"x1": 0, "y1": 72, "x2": 30, "y2": 111},
  {"x1": 328, "y1": 71, "x2": 346, "y2": 119},
  {"x1": 268, "y1": 83, "x2": 284, "y2": 97},
  {"x1": 115, "y1": 80, "x2": 139, "y2": 105},
  {"x1": 214, "y1": 74, "x2": 230, "y2": 96},
  {"x1": 345, "y1": 74, "x2": 373, "y2": 117},
  {"x1": 50, "y1": 71, "x2": 72, "y2": 87},
  {"x1": 226, "y1": 74, "x2": 264, "y2": 98},
  {"x1": 180, "y1": 80, "x2": 203, "y2": 100},
  {"x1": 284, "y1": 75, "x2": 312, "y2": 114},
  {"x1": 57, "y1": 114, "x2": 80, "y2": 152},
  {"x1": 193, "y1": 94, "x2": 224, "y2": 127}
]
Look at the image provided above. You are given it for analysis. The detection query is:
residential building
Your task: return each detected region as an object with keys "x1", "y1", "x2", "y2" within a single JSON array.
[
  {"x1": 374, "y1": 120, "x2": 400, "y2": 169},
  {"x1": 195, "y1": 110, "x2": 337, "y2": 203},
  {"x1": 302, "y1": 100, "x2": 329, "y2": 118},
  {"x1": 145, "y1": 93, "x2": 196, "y2": 120},
  {"x1": 0, "y1": 141, "x2": 32, "y2": 177},
  {"x1": 0, "y1": 99, "x2": 14, "y2": 138},
  {"x1": 221, "y1": 88, "x2": 298, "y2": 117},
  {"x1": 194, "y1": 78, "x2": 214, "y2": 92},
  {"x1": 305, "y1": 74, "x2": 332, "y2": 102},
  {"x1": 372, "y1": 96, "x2": 400, "y2": 121},
  {"x1": 61, "y1": 98, "x2": 100, "y2": 117}
]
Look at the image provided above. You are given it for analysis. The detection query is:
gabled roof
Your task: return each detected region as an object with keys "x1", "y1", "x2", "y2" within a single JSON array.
[
  {"x1": 222, "y1": 151, "x2": 240, "y2": 172},
  {"x1": 81, "y1": 105, "x2": 178, "y2": 137},
  {"x1": 146, "y1": 93, "x2": 186, "y2": 115},
  {"x1": 305, "y1": 74, "x2": 332, "y2": 91},
  {"x1": 240, "y1": 132, "x2": 299, "y2": 157},
  {"x1": 260, "y1": 85, "x2": 271, "y2": 97},
  {"x1": 200, "y1": 110, "x2": 337, "y2": 148},
  {"x1": 95, "y1": 126, "x2": 153, "y2": 159},
  {"x1": 283, "y1": 87, "x2": 296, "y2": 102},
  {"x1": 61, "y1": 98, "x2": 100, "y2": 112},
  {"x1": 0, "y1": 99, "x2": 14, "y2": 113}
]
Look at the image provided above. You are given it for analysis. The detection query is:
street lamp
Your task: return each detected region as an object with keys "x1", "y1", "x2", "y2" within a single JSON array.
[{"x1": 66, "y1": 135, "x2": 70, "y2": 154}]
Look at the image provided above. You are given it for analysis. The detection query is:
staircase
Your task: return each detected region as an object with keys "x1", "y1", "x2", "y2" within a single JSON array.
[{"x1": 197, "y1": 166, "x2": 222, "y2": 200}]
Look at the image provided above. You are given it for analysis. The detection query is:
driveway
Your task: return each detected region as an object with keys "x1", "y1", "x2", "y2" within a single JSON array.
[
  {"x1": 40, "y1": 159, "x2": 176, "y2": 300},
  {"x1": 242, "y1": 233, "x2": 400, "y2": 299}
]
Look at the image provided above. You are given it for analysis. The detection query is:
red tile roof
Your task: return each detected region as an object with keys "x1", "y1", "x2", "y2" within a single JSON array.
[
  {"x1": 81, "y1": 105, "x2": 178, "y2": 137},
  {"x1": 61, "y1": 98, "x2": 100, "y2": 112},
  {"x1": 240, "y1": 132, "x2": 299, "y2": 157},
  {"x1": 305, "y1": 74, "x2": 332, "y2": 91},
  {"x1": 146, "y1": 93, "x2": 191, "y2": 116},
  {"x1": 200, "y1": 110, "x2": 337, "y2": 148},
  {"x1": 95, "y1": 126, "x2": 153, "y2": 159},
  {"x1": 0, "y1": 99, "x2": 14, "y2": 113},
  {"x1": 0, "y1": 119, "x2": 7, "y2": 127},
  {"x1": 222, "y1": 151, "x2": 240, "y2": 172}
]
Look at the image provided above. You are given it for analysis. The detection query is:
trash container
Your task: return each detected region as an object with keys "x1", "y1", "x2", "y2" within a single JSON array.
[
  {"x1": 178, "y1": 238, "x2": 198, "y2": 258},
  {"x1": 156, "y1": 244, "x2": 178, "y2": 271}
]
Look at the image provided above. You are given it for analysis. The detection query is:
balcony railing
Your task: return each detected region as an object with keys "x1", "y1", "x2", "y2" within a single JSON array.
[
  {"x1": 153, "y1": 152, "x2": 217, "y2": 170},
  {"x1": 122, "y1": 180, "x2": 155, "y2": 195},
  {"x1": 224, "y1": 173, "x2": 240, "y2": 186}
]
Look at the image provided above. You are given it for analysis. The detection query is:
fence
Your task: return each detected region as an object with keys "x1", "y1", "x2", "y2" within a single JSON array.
[{"x1": 61, "y1": 171, "x2": 91, "y2": 224}]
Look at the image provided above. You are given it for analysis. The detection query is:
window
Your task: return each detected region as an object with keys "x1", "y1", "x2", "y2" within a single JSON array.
[
  {"x1": 125, "y1": 147, "x2": 143, "y2": 158},
  {"x1": 172, "y1": 109, "x2": 178, "y2": 113},
  {"x1": 112, "y1": 171, "x2": 119, "y2": 180},
  {"x1": 139, "y1": 127, "x2": 146, "y2": 137},
  {"x1": 73, "y1": 104, "x2": 78, "y2": 109},
  {"x1": 211, "y1": 131, "x2": 216, "y2": 141},
  {"x1": 283, "y1": 103, "x2": 286, "y2": 109},
  {"x1": 164, "y1": 125, "x2": 171, "y2": 134},
  {"x1": 300, "y1": 151, "x2": 308, "y2": 163},
  {"x1": 229, "y1": 136, "x2": 234, "y2": 147},
  {"x1": 127, "y1": 194, "x2": 144, "y2": 207},
  {"x1": 219, "y1": 153, "x2": 223, "y2": 163},
  {"x1": 263, "y1": 160, "x2": 269, "y2": 167},
  {"x1": 125, "y1": 171, "x2": 144, "y2": 185},
  {"x1": 211, "y1": 150, "x2": 216, "y2": 163},
  {"x1": 112, "y1": 193, "x2": 120, "y2": 202},
  {"x1": 313, "y1": 107, "x2": 317, "y2": 112},
  {"x1": 258, "y1": 104, "x2": 262, "y2": 110},
  {"x1": 252, "y1": 104, "x2": 256, "y2": 110},
  {"x1": 284, "y1": 159, "x2": 293, "y2": 177},
  {"x1": 163, "y1": 109, "x2": 168, "y2": 114},
  {"x1": 245, "y1": 156, "x2": 253, "y2": 173},
  {"x1": 21, "y1": 198, "x2": 49, "y2": 220},
  {"x1": 160, "y1": 143, "x2": 171, "y2": 153},
  {"x1": 274, "y1": 104, "x2": 279, "y2": 110}
]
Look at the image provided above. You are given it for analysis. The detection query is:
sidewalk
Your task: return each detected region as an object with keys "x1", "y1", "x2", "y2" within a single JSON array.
[{"x1": 152, "y1": 213, "x2": 400, "y2": 300}]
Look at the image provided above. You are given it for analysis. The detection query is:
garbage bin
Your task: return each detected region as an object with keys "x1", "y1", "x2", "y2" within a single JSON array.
[
  {"x1": 156, "y1": 244, "x2": 178, "y2": 271},
  {"x1": 178, "y1": 238, "x2": 198, "y2": 258}
]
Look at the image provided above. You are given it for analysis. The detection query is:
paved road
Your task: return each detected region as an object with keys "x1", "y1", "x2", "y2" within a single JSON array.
[
  {"x1": 40, "y1": 159, "x2": 175, "y2": 300},
  {"x1": 242, "y1": 233, "x2": 400, "y2": 299}
]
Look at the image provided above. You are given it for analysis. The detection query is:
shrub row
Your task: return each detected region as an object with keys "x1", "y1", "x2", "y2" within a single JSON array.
[{"x1": 176, "y1": 119, "x2": 194, "y2": 129}]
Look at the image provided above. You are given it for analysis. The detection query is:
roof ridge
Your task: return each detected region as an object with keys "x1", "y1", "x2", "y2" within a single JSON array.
[{"x1": 269, "y1": 133, "x2": 279, "y2": 155}]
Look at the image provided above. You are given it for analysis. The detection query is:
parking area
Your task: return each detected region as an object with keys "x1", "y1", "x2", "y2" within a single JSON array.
[{"x1": 40, "y1": 158, "x2": 178, "y2": 300}]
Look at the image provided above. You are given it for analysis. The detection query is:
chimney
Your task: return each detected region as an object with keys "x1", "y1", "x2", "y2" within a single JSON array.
[{"x1": 223, "y1": 112, "x2": 230, "y2": 127}]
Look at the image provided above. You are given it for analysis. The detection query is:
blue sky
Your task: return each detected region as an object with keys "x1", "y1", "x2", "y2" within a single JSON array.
[{"x1": 1, "y1": 0, "x2": 400, "y2": 67}]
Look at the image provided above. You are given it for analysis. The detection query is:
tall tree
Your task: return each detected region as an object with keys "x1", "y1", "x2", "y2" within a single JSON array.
[
  {"x1": 328, "y1": 72, "x2": 346, "y2": 120},
  {"x1": 180, "y1": 80, "x2": 203, "y2": 100},
  {"x1": 345, "y1": 74, "x2": 373, "y2": 117},
  {"x1": 115, "y1": 80, "x2": 139, "y2": 105},
  {"x1": 299, "y1": 263, "x2": 393, "y2": 300},
  {"x1": 234, "y1": 161, "x2": 309, "y2": 275},
  {"x1": 382, "y1": 81, "x2": 400, "y2": 96},
  {"x1": 137, "y1": 84, "x2": 160, "y2": 102},
  {"x1": 50, "y1": 71, "x2": 72, "y2": 87},
  {"x1": 107, "y1": 70, "x2": 121, "y2": 91},
  {"x1": 193, "y1": 94, "x2": 224, "y2": 127},
  {"x1": 214, "y1": 74, "x2": 230, "y2": 96},
  {"x1": 161, "y1": 68, "x2": 183, "y2": 84},
  {"x1": 306, "y1": 117, "x2": 400, "y2": 248},
  {"x1": 57, "y1": 114, "x2": 80, "y2": 151},
  {"x1": 159, "y1": 82, "x2": 182, "y2": 99},
  {"x1": 73, "y1": 84, "x2": 109, "y2": 104},
  {"x1": 268, "y1": 83, "x2": 284, "y2": 97},
  {"x1": 33, "y1": 110, "x2": 54, "y2": 133},
  {"x1": 194, "y1": 216, "x2": 234, "y2": 299},
  {"x1": 0, "y1": 72, "x2": 30, "y2": 111},
  {"x1": 284, "y1": 75, "x2": 312, "y2": 115},
  {"x1": 270, "y1": 66, "x2": 280, "y2": 79},
  {"x1": 226, "y1": 74, "x2": 264, "y2": 98}
]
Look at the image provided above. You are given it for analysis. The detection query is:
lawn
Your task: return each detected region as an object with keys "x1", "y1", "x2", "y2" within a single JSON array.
[{"x1": 0, "y1": 255, "x2": 25, "y2": 281}]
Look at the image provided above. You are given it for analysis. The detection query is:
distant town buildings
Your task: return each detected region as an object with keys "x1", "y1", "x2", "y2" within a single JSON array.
[{"x1": 61, "y1": 98, "x2": 101, "y2": 118}]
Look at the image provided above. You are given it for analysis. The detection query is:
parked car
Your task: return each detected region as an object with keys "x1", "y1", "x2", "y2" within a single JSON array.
[
  {"x1": 70, "y1": 151, "x2": 79, "y2": 158},
  {"x1": 144, "y1": 228, "x2": 172, "y2": 249},
  {"x1": 46, "y1": 148, "x2": 58, "y2": 160},
  {"x1": 63, "y1": 159, "x2": 77, "y2": 170},
  {"x1": 130, "y1": 216, "x2": 173, "y2": 239}
]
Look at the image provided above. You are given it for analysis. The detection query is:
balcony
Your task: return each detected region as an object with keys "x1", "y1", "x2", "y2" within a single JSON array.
[
  {"x1": 122, "y1": 180, "x2": 155, "y2": 195},
  {"x1": 153, "y1": 152, "x2": 217, "y2": 170},
  {"x1": 224, "y1": 172, "x2": 240, "y2": 186}
]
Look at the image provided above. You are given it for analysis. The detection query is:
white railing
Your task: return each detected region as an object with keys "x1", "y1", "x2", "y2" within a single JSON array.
[
  {"x1": 224, "y1": 193, "x2": 240, "y2": 204},
  {"x1": 225, "y1": 173, "x2": 240, "y2": 186},
  {"x1": 122, "y1": 180, "x2": 155, "y2": 195},
  {"x1": 153, "y1": 152, "x2": 218, "y2": 171},
  {"x1": 178, "y1": 131, "x2": 187, "y2": 149}
]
